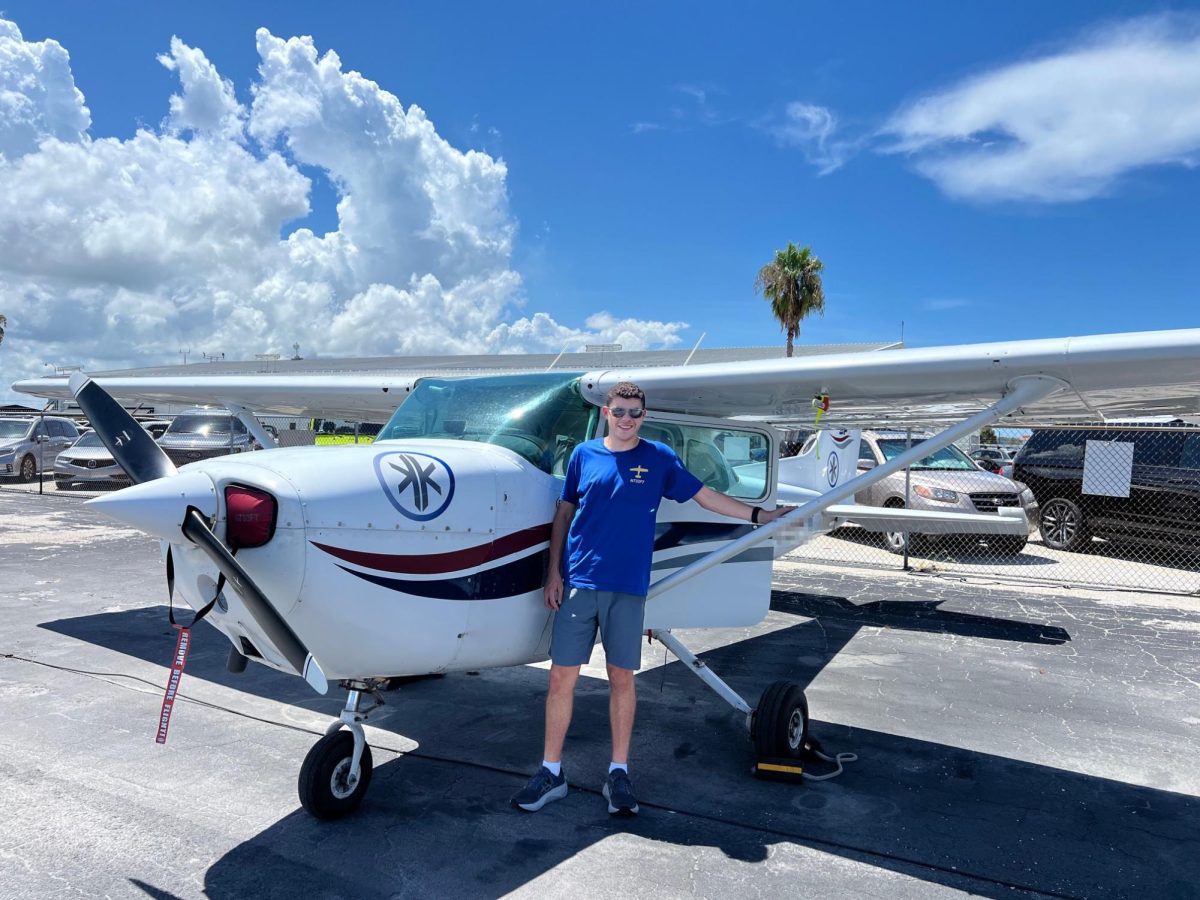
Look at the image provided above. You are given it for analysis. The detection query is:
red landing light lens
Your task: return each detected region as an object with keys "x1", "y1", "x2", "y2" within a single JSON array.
[{"x1": 225, "y1": 485, "x2": 277, "y2": 549}]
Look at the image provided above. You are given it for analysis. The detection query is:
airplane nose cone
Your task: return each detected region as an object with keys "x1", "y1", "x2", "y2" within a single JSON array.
[{"x1": 87, "y1": 470, "x2": 218, "y2": 542}]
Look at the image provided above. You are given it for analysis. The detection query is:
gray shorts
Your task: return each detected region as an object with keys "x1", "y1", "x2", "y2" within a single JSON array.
[{"x1": 550, "y1": 587, "x2": 646, "y2": 671}]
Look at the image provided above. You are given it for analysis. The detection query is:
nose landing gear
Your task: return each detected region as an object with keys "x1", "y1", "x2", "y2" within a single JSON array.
[{"x1": 299, "y1": 681, "x2": 385, "y2": 819}]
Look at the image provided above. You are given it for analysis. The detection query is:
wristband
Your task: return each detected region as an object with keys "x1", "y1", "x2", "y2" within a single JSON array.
[{"x1": 751, "y1": 506, "x2": 762, "y2": 525}]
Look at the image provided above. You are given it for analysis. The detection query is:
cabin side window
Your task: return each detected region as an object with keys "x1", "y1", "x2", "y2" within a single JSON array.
[{"x1": 639, "y1": 421, "x2": 770, "y2": 501}]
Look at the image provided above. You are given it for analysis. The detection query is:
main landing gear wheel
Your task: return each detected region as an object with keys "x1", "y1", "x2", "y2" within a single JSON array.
[
  {"x1": 298, "y1": 730, "x2": 374, "y2": 820},
  {"x1": 752, "y1": 680, "x2": 809, "y2": 759}
]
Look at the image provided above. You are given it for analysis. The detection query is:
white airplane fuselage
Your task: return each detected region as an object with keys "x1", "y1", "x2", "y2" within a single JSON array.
[{"x1": 142, "y1": 438, "x2": 775, "y2": 682}]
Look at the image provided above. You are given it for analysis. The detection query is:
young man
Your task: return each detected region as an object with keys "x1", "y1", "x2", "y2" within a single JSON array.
[{"x1": 511, "y1": 381, "x2": 791, "y2": 815}]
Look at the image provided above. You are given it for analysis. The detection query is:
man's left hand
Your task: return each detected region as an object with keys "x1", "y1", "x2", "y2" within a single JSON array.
[{"x1": 759, "y1": 505, "x2": 796, "y2": 524}]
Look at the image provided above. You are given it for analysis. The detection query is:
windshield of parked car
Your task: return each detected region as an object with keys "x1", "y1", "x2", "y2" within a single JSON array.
[
  {"x1": 377, "y1": 373, "x2": 595, "y2": 473},
  {"x1": 877, "y1": 438, "x2": 979, "y2": 470},
  {"x1": 0, "y1": 420, "x2": 31, "y2": 439},
  {"x1": 165, "y1": 415, "x2": 234, "y2": 436},
  {"x1": 72, "y1": 432, "x2": 106, "y2": 448}
]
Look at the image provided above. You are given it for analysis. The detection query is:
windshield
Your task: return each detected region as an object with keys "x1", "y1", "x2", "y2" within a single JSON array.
[
  {"x1": 166, "y1": 414, "x2": 235, "y2": 436},
  {"x1": 73, "y1": 432, "x2": 106, "y2": 448},
  {"x1": 876, "y1": 438, "x2": 979, "y2": 470},
  {"x1": 0, "y1": 420, "x2": 31, "y2": 440},
  {"x1": 378, "y1": 373, "x2": 596, "y2": 473}
]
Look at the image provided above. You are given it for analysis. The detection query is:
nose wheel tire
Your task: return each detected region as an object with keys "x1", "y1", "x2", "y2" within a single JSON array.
[
  {"x1": 1039, "y1": 497, "x2": 1090, "y2": 552},
  {"x1": 298, "y1": 730, "x2": 374, "y2": 820},
  {"x1": 752, "y1": 680, "x2": 809, "y2": 759}
]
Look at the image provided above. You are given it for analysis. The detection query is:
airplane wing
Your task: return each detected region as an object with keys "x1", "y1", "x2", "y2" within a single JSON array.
[
  {"x1": 13, "y1": 328, "x2": 1200, "y2": 424},
  {"x1": 10, "y1": 374, "x2": 421, "y2": 420},
  {"x1": 579, "y1": 328, "x2": 1200, "y2": 426}
]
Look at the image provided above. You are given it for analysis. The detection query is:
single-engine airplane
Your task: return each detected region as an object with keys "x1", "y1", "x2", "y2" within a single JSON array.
[{"x1": 15, "y1": 328, "x2": 1200, "y2": 818}]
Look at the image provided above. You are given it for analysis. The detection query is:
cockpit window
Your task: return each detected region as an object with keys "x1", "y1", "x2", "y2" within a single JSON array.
[{"x1": 377, "y1": 373, "x2": 596, "y2": 474}]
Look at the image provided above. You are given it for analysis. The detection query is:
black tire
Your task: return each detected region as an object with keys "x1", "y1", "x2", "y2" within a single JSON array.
[
  {"x1": 298, "y1": 730, "x2": 374, "y2": 820},
  {"x1": 1039, "y1": 497, "x2": 1090, "y2": 552},
  {"x1": 18, "y1": 454, "x2": 37, "y2": 483},
  {"x1": 752, "y1": 680, "x2": 809, "y2": 760},
  {"x1": 989, "y1": 535, "x2": 1028, "y2": 556},
  {"x1": 882, "y1": 498, "x2": 924, "y2": 555}
]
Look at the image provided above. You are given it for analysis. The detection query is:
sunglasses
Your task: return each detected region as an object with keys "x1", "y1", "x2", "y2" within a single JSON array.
[{"x1": 608, "y1": 407, "x2": 645, "y2": 419}]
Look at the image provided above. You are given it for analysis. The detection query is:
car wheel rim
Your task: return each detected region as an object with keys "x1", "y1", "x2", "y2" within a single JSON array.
[
  {"x1": 886, "y1": 531, "x2": 906, "y2": 551},
  {"x1": 21, "y1": 458, "x2": 34, "y2": 480},
  {"x1": 1043, "y1": 501, "x2": 1077, "y2": 546}
]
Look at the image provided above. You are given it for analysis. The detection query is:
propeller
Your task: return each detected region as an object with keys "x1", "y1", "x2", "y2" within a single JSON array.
[
  {"x1": 72, "y1": 372, "x2": 329, "y2": 694},
  {"x1": 69, "y1": 372, "x2": 177, "y2": 484},
  {"x1": 179, "y1": 508, "x2": 327, "y2": 693}
]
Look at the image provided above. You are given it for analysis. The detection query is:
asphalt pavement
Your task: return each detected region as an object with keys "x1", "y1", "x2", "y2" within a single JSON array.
[{"x1": 1, "y1": 490, "x2": 1198, "y2": 899}]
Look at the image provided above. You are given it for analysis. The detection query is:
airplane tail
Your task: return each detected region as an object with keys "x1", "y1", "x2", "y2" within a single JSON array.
[{"x1": 776, "y1": 429, "x2": 862, "y2": 503}]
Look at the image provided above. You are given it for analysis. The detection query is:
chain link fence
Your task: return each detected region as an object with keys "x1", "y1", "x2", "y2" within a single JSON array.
[
  {"x1": 5, "y1": 409, "x2": 1200, "y2": 596},
  {"x1": 805, "y1": 424, "x2": 1200, "y2": 596}
]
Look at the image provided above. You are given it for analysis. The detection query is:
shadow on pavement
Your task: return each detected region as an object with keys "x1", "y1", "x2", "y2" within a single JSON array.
[{"x1": 40, "y1": 592, "x2": 1198, "y2": 899}]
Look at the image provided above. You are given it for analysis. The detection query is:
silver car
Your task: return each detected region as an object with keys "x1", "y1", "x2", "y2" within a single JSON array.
[
  {"x1": 0, "y1": 416, "x2": 80, "y2": 482},
  {"x1": 855, "y1": 431, "x2": 1039, "y2": 555},
  {"x1": 53, "y1": 430, "x2": 131, "y2": 489},
  {"x1": 156, "y1": 407, "x2": 253, "y2": 467}
]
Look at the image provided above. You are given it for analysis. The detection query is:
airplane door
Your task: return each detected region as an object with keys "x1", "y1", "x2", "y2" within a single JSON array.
[{"x1": 638, "y1": 413, "x2": 778, "y2": 630}]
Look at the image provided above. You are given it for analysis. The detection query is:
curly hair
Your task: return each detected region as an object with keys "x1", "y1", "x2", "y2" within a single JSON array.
[{"x1": 605, "y1": 381, "x2": 646, "y2": 407}]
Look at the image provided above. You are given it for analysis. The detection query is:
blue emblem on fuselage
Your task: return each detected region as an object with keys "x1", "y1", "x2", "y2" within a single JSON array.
[{"x1": 374, "y1": 451, "x2": 456, "y2": 521}]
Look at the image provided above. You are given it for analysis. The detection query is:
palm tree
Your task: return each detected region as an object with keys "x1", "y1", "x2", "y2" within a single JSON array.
[{"x1": 754, "y1": 242, "x2": 825, "y2": 357}]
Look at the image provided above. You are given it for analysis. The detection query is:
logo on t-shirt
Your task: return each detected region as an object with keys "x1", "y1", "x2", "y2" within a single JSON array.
[{"x1": 630, "y1": 464, "x2": 649, "y2": 484}]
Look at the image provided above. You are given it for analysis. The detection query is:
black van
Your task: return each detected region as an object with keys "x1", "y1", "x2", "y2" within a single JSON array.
[{"x1": 1012, "y1": 424, "x2": 1200, "y2": 553}]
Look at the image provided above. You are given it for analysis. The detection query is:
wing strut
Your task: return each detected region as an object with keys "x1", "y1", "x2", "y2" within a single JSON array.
[
  {"x1": 223, "y1": 402, "x2": 278, "y2": 448},
  {"x1": 647, "y1": 374, "x2": 1067, "y2": 601}
]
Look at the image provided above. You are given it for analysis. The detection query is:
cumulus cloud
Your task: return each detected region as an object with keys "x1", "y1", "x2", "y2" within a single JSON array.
[
  {"x1": 764, "y1": 102, "x2": 850, "y2": 175},
  {"x1": 158, "y1": 36, "x2": 245, "y2": 141},
  {"x1": 880, "y1": 15, "x2": 1200, "y2": 202},
  {"x1": 0, "y1": 19, "x2": 685, "y2": 401},
  {"x1": 0, "y1": 18, "x2": 90, "y2": 159}
]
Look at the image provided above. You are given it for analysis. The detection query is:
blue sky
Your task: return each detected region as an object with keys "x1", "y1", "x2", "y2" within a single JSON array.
[{"x1": 0, "y1": 2, "x2": 1198, "y2": 402}]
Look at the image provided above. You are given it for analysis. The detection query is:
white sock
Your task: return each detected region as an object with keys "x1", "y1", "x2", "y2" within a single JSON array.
[
  {"x1": 542, "y1": 760, "x2": 562, "y2": 776},
  {"x1": 608, "y1": 762, "x2": 628, "y2": 774}
]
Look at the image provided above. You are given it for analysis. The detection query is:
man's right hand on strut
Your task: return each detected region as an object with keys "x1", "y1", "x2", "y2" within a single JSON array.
[{"x1": 544, "y1": 572, "x2": 565, "y2": 610}]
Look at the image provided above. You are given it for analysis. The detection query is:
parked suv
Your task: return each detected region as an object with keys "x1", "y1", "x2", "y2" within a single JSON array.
[
  {"x1": 856, "y1": 431, "x2": 1039, "y2": 554},
  {"x1": 157, "y1": 407, "x2": 253, "y2": 467},
  {"x1": 0, "y1": 416, "x2": 80, "y2": 482},
  {"x1": 1012, "y1": 425, "x2": 1200, "y2": 553}
]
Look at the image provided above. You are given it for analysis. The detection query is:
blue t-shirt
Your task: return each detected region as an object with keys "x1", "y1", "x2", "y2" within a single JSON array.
[{"x1": 561, "y1": 438, "x2": 703, "y2": 596}]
